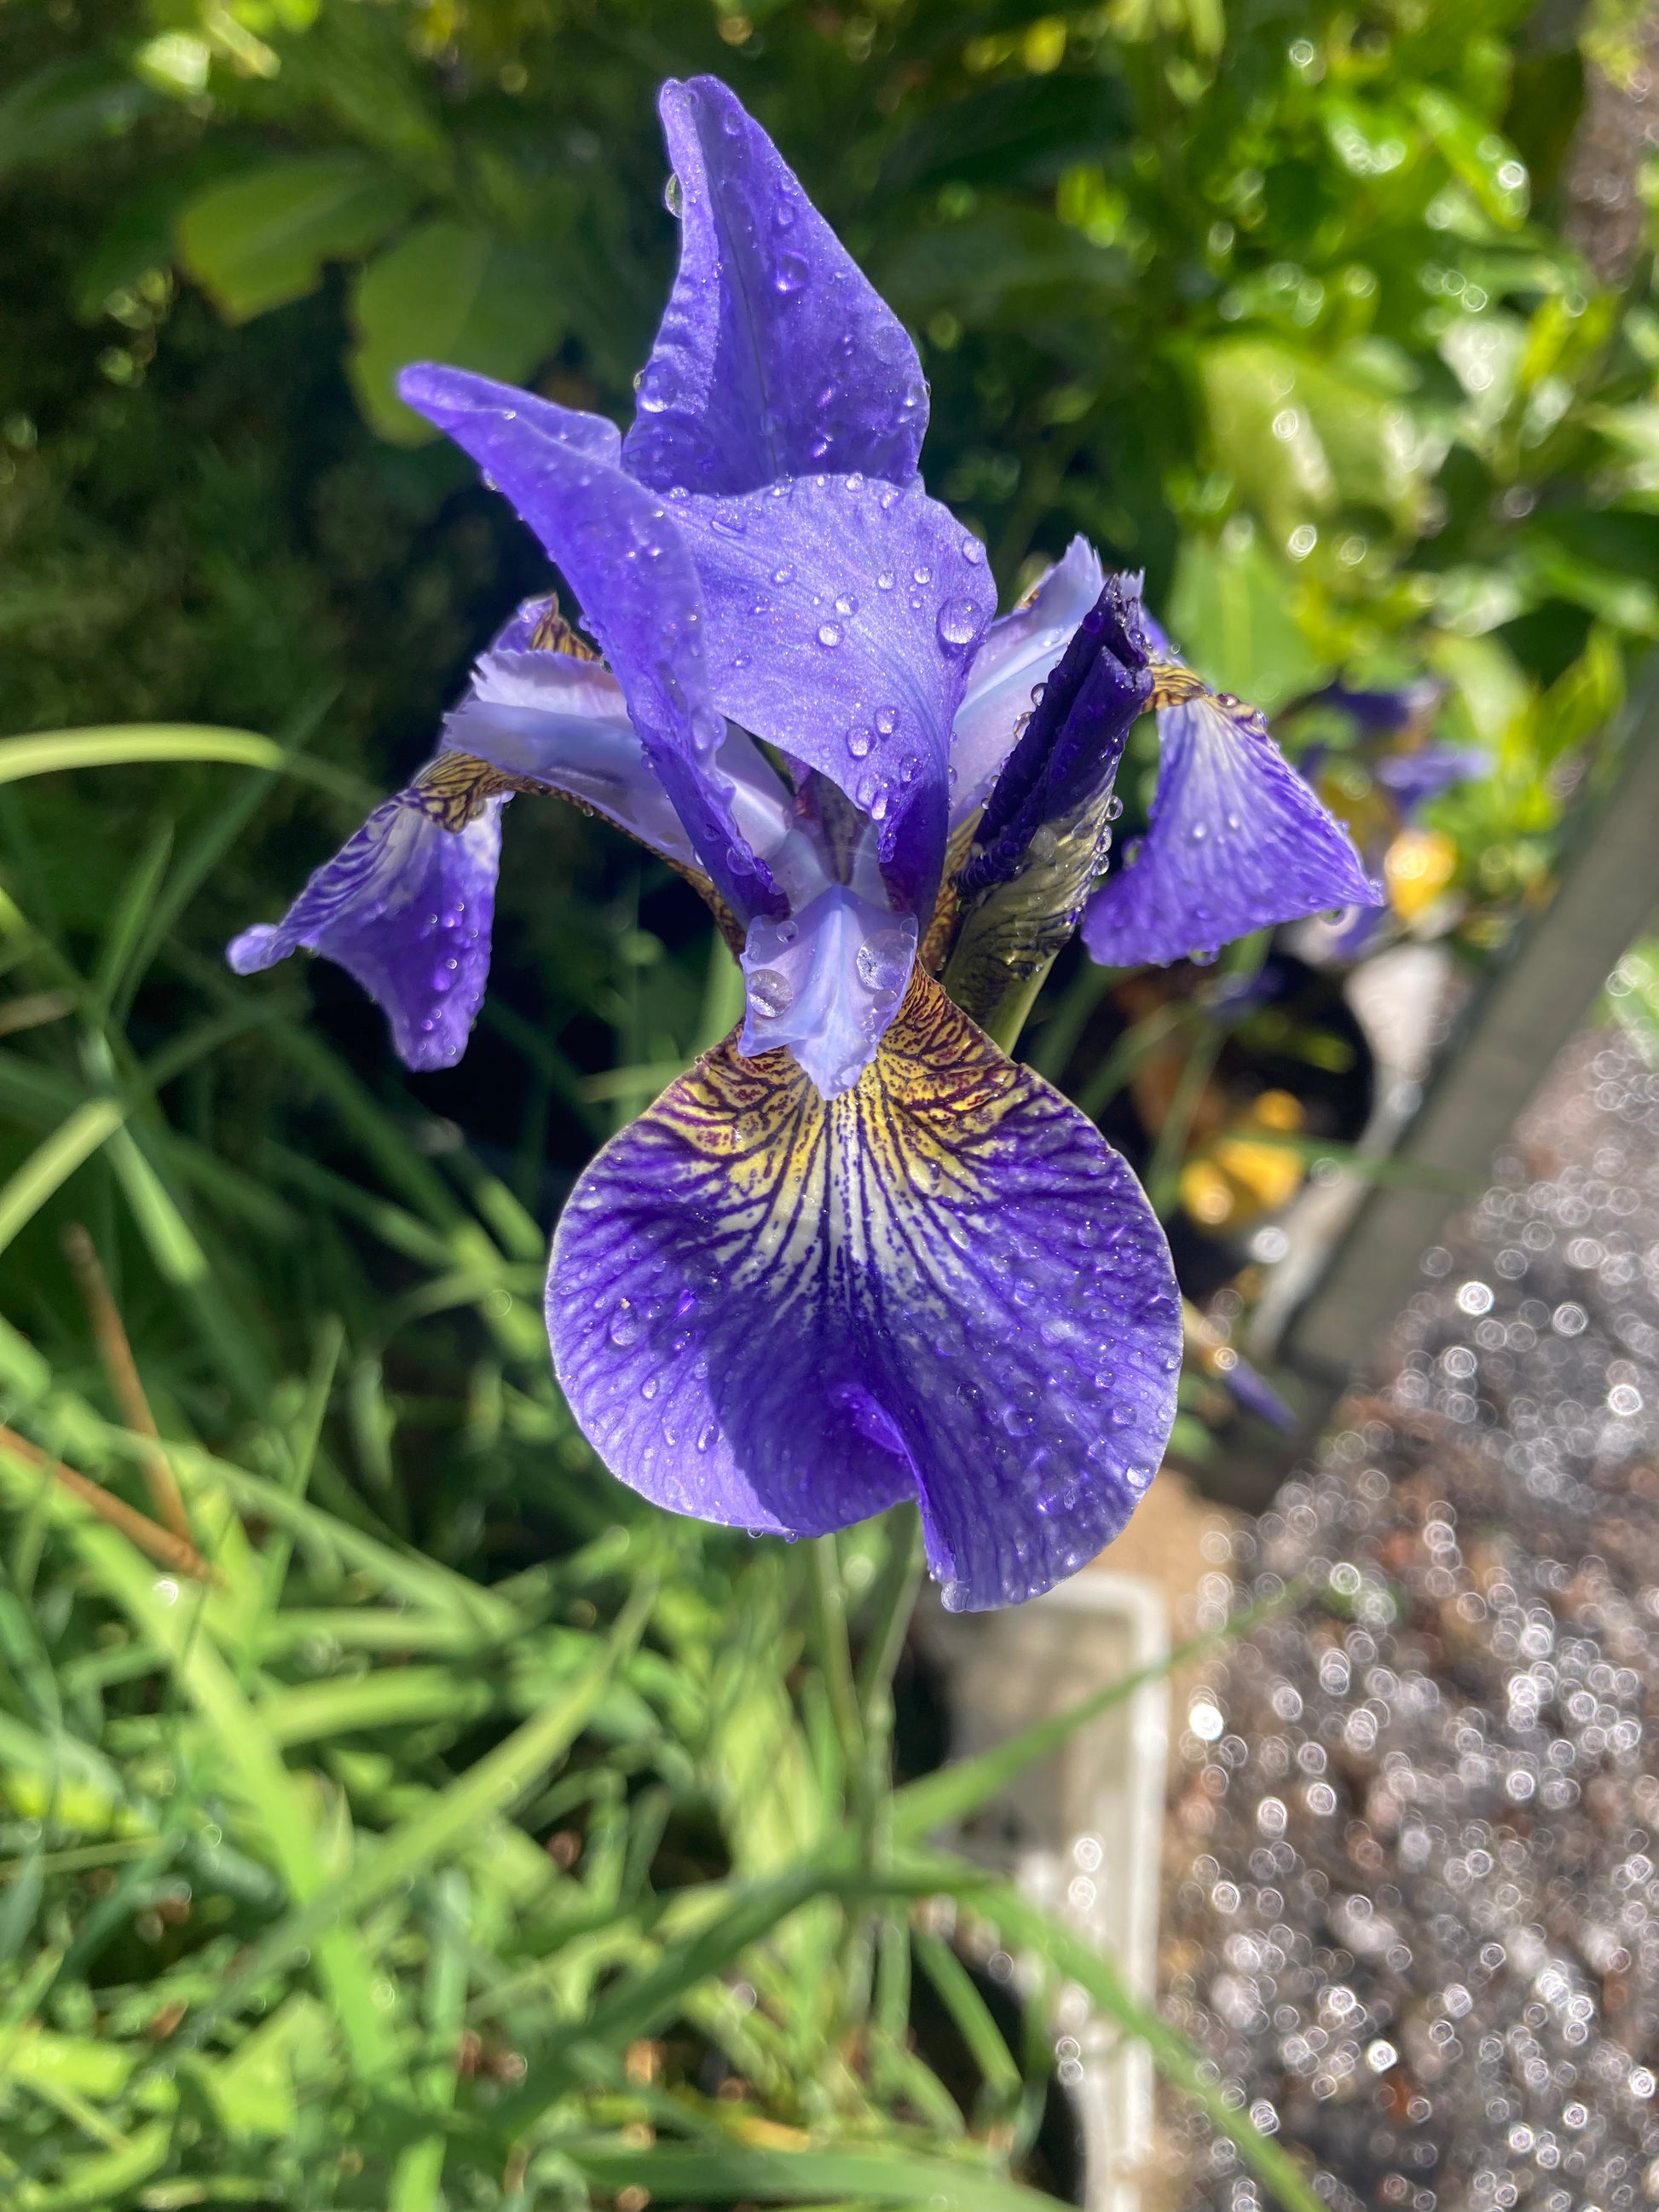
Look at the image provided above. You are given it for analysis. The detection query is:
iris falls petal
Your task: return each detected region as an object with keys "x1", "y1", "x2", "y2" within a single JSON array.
[
  {"x1": 227, "y1": 775, "x2": 505, "y2": 1071},
  {"x1": 547, "y1": 970, "x2": 1180, "y2": 1609},
  {"x1": 1082, "y1": 685, "x2": 1381, "y2": 969},
  {"x1": 626, "y1": 76, "x2": 929, "y2": 495}
]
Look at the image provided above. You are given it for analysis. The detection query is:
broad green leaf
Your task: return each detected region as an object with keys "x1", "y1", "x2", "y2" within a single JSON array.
[
  {"x1": 1415, "y1": 88, "x2": 1529, "y2": 228},
  {"x1": 0, "y1": 60, "x2": 153, "y2": 181},
  {"x1": 1165, "y1": 529, "x2": 1327, "y2": 709},
  {"x1": 348, "y1": 221, "x2": 565, "y2": 444},
  {"x1": 176, "y1": 153, "x2": 420, "y2": 323}
]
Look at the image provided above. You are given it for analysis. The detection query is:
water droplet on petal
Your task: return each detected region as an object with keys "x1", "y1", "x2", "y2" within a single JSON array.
[
  {"x1": 664, "y1": 173, "x2": 684, "y2": 217},
  {"x1": 937, "y1": 597, "x2": 979, "y2": 650},
  {"x1": 961, "y1": 535, "x2": 986, "y2": 563},
  {"x1": 748, "y1": 968, "x2": 794, "y2": 1018},
  {"x1": 875, "y1": 706, "x2": 898, "y2": 736},
  {"x1": 774, "y1": 251, "x2": 808, "y2": 296},
  {"x1": 912, "y1": 564, "x2": 932, "y2": 585},
  {"x1": 818, "y1": 621, "x2": 842, "y2": 648},
  {"x1": 847, "y1": 727, "x2": 872, "y2": 759},
  {"x1": 857, "y1": 930, "x2": 913, "y2": 995}
]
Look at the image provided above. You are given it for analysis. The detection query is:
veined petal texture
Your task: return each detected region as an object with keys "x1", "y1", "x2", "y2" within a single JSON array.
[
  {"x1": 547, "y1": 970, "x2": 1180, "y2": 1609},
  {"x1": 227, "y1": 783, "x2": 503, "y2": 1071},
  {"x1": 1082, "y1": 690, "x2": 1381, "y2": 968},
  {"x1": 626, "y1": 75, "x2": 928, "y2": 494},
  {"x1": 398, "y1": 362, "x2": 787, "y2": 927}
]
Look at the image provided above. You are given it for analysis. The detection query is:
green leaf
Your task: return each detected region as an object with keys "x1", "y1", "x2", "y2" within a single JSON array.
[
  {"x1": 1165, "y1": 530, "x2": 1327, "y2": 710},
  {"x1": 176, "y1": 153, "x2": 420, "y2": 323},
  {"x1": 0, "y1": 726, "x2": 373, "y2": 809},
  {"x1": 0, "y1": 60, "x2": 153, "y2": 181},
  {"x1": 348, "y1": 221, "x2": 566, "y2": 444}
]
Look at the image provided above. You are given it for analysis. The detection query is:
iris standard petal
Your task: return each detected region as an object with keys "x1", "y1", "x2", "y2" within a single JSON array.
[
  {"x1": 950, "y1": 536, "x2": 1107, "y2": 822},
  {"x1": 547, "y1": 969, "x2": 1180, "y2": 1610},
  {"x1": 739, "y1": 884, "x2": 916, "y2": 1098},
  {"x1": 671, "y1": 473, "x2": 996, "y2": 918},
  {"x1": 398, "y1": 362, "x2": 788, "y2": 928},
  {"x1": 625, "y1": 76, "x2": 928, "y2": 496},
  {"x1": 1081, "y1": 690, "x2": 1381, "y2": 968},
  {"x1": 227, "y1": 782, "x2": 503, "y2": 1071}
]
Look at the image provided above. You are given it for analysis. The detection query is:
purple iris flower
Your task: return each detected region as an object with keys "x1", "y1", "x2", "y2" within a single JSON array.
[
  {"x1": 229, "y1": 78, "x2": 1366, "y2": 1608},
  {"x1": 1081, "y1": 616, "x2": 1384, "y2": 970}
]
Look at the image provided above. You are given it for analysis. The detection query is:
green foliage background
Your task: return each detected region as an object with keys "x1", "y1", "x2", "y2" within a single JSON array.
[{"x1": 0, "y1": 1, "x2": 1656, "y2": 2205}]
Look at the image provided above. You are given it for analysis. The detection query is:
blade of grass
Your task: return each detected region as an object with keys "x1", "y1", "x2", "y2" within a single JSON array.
[
  {"x1": 947, "y1": 1872, "x2": 1324, "y2": 2212},
  {"x1": 72, "y1": 1524, "x2": 400, "y2": 2083},
  {"x1": 889, "y1": 1581, "x2": 1306, "y2": 1844},
  {"x1": 566, "y1": 2140, "x2": 1064, "y2": 2212},
  {"x1": 198, "y1": 1577, "x2": 657, "y2": 2016},
  {"x1": 61, "y1": 1224, "x2": 193, "y2": 1545},
  {"x1": 0, "y1": 1098, "x2": 125, "y2": 1256},
  {"x1": 0, "y1": 725, "x2": 371, "y2": 807},
  {"x1": 0, "y1": 1425, "x2": 217, "y2": 1584}
]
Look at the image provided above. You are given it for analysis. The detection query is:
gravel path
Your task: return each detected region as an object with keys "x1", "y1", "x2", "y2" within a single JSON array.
[{"x1": 1161, "y1": 1028, "x2": 1659, "y2": 2212}]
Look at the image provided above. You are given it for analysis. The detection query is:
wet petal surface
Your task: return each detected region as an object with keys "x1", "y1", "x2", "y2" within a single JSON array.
[
  {"x1": 1083, "y1": 691, "x2": 1381, "y2": 968},
  {"x1": 227, "y1": 785, "x2": 502, "y2": 1071},
  {"x1": 548, "y1": 970, "x2": 1180, "y2": 1608},
  {"x1": 672, "y1": 473, "x2": 995, "y2": 918},
  {"x1": 399, "y1": 363, "x2": 787, "y2": 927},
  {"x1": 626, "y1": 76, "x2": 928, "y2": 495},
  {"x1": 739, "y1": 884, "x2": 916, "y2": 1098}
]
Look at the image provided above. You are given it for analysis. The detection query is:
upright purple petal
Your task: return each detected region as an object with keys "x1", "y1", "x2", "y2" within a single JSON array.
[
  {"x1": 671, "y1": 473, "x2": 996, "y2": 918},
  {"x1": 739, "y1": 886, "x2": 916, "y2": 1098},
  {"x1": 227, "y1": 783, "x2": 502, "y2": 1071},
  {"x1": 960, "y1": 574, "x2": 1151, "y2": 896},
  {"x1": 950, "y1": 537, "x2": 1107, "y2": 823},
  {"x1": 547, "y1": 972, "x2": 1180, "y2": 1610},
  {"x1": 1082, "y1": 691, "x2": 1381, "y2": 969},
  {"x1": 398, "y1": 363, "x2": 787, "y2": 928},
  {"x1": 625, "y1": 77, "x2": 928, "y2": 495}
]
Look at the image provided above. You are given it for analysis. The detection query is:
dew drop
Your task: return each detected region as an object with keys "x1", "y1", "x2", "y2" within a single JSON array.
[
  {"x1": 856, "y1": 930, "x2": 912, "y2": 995},
  {"x1": 876, "y1": 570, "x2": 895, "y2": 591},
  {"x1": 912, "y1": 564, "x2": 932, "y2": 585},
  {"x1": 961, "y1": 535, "x2": 986, "y2": 563},
  {"x1": 834, "y1": 593, "x2": 858, "y2": 616},
  {"x1": 847, "y1": 727, "x2": 873, "y2": 759},
  {"x1": 875, "y1": 706, "x2": 898, "y2": 736},
  {"x1": 664, "y1": 173, "x2": 683, "y2": 217},
  {"x1": 774, "y1": 251, "x2": 808, "y2": 296},
  {"x1": 748, "y1": 968, "x2": 794, "y2": 1018},
  {"x1": 936, "y1": 597, "x2": 980, "y2": 650},
  {"x1": 818, "y1": 621, "x2": 843, "y2": 648},
  {"x1": 609, "y1": 1304, "x2": 643, "y2": 1349}
]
